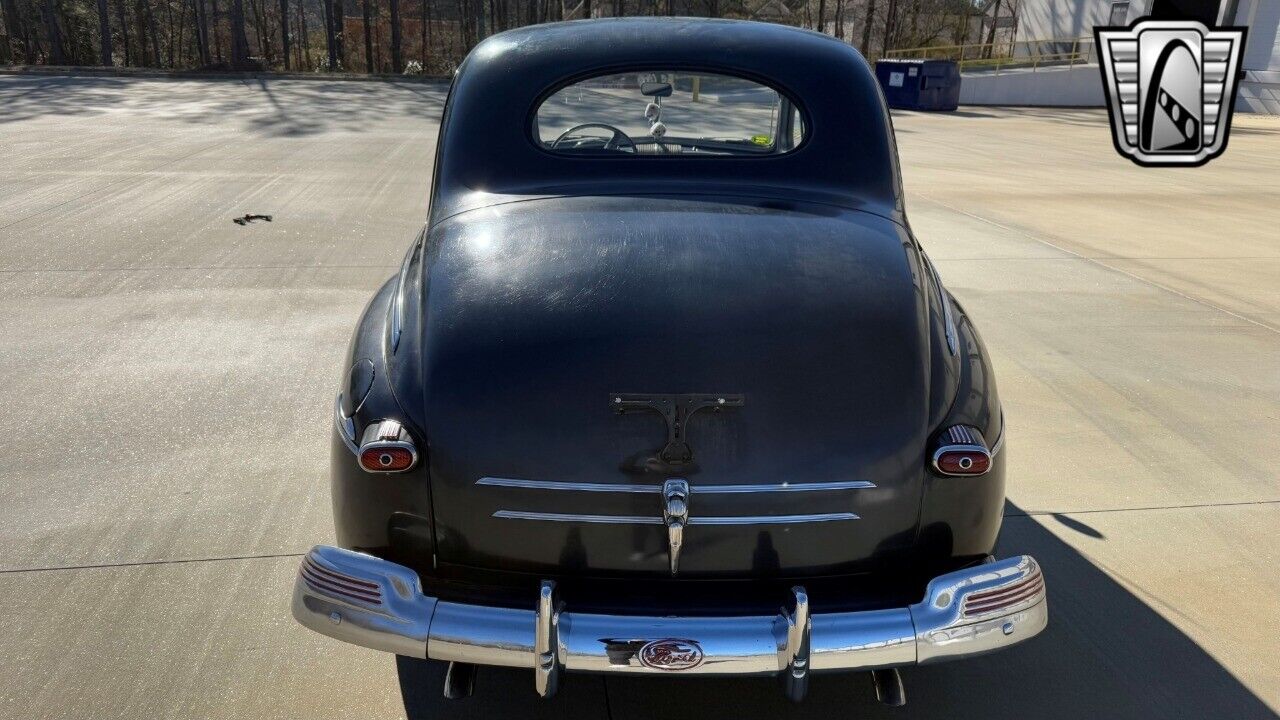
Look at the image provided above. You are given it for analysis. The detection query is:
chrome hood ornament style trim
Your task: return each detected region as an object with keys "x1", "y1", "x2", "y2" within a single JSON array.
[{"x1": 662, "y1": 478, "x2": 690, "y2": 575}]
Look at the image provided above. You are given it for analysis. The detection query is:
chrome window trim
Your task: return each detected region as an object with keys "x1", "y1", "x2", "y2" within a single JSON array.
[
  {"x1": 389, "y1": 234, "x2": 424, "y2": 354},
  {"x1": 922, "y1": 253, "x2": 958, "y2": 356},
  {"x1": 477, "y1": 477, "x2": 874, "y2": 494},
  {"x1": 334, "y1": 394, "x2": 359, "y2": 455},
  {"x1": 491, "y1": 510, "x2": 858, "y2": 525},
  {"x1": 940, "y1": 288, "x2": 958, "y2": 355}
]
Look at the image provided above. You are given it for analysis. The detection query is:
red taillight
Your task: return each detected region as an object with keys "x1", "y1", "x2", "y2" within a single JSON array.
[
  {"x1": 360, "y1": 446, "x2": 415, "y2": 472},
  {"x1": 357, "y1": 419, "x2": 418, "y2": 473},
  {"x1": 931, "y1": 425, "x2": 992, "y2": 476},
  {"x1": 935, "y1": 450, "x2": 991, "y2": 475}
]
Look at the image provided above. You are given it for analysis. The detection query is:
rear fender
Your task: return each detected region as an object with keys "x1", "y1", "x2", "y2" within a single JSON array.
[
  {"x1": 331, "y1": 263, "x2": 436, "y2": 572},
  {"x1": 918, "y1": 292, "x2": 1006, "y2": 567}
]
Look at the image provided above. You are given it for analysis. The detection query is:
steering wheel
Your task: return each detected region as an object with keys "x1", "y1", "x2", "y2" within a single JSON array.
[{"x1": 551, "y1": 123, "x2": 637, "y2": 153}]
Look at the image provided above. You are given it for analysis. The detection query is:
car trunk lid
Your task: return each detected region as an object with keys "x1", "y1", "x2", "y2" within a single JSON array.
[{"x1": 418, "y1": 196, "x2": 931, "y2": 578}]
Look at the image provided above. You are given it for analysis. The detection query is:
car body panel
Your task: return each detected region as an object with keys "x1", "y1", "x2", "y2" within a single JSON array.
[
  {"x1": 412, "y1": 195, "x2": 928, "y2": 576},
  {"x1": 327, "y1": 18, "x2": 1006, "y2": 604}
]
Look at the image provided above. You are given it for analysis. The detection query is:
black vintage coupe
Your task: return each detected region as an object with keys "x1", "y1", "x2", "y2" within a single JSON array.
[{"x1": 293, "y1": 18, "x2": 1046, "y2": 704}]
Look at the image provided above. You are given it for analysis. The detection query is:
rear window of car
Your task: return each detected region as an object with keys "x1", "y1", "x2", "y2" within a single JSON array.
[{"x1": 534, "y1": 71, "x2": 805, "y2": 157}]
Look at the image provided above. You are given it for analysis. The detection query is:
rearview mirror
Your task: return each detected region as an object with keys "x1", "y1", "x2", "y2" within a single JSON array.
[{"x1": 640, "y1": 81, "x2": 673, "y2": 98}]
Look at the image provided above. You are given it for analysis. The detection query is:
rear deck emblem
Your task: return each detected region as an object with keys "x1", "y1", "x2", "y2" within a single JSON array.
[
  {"x1": 638, "y1": 638, "x2": 705, "y2": 671},
  {"x1": 1096, "y1": 19, "x2": 1246, "y2": 166}
]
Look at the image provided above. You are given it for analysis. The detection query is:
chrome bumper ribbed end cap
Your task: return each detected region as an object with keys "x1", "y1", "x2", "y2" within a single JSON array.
[
  {"x1": 910, "y1": 555, "x2": 1048, "y2": 664},
  {"x1": 291, "y1": 545, "x2": 436, "y2": 658}
]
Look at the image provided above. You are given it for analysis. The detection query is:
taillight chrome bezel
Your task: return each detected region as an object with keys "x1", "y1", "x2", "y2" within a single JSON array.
[
  {"x1": 931, "y1": 424, "x2": 992, "y2": 477},
  {"x1": 358, "y1": 419, "x2": 419, "y2": 473}
]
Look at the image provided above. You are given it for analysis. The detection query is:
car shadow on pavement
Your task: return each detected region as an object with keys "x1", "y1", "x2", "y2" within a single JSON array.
[{"x1": 397, "y1": 501, "x2": 1277, "y2": 719}]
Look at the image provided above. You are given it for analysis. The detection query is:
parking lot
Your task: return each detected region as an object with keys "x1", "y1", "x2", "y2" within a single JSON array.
[{"x1": 1, "y1": 74, "x2": 1277, "y2": 719}]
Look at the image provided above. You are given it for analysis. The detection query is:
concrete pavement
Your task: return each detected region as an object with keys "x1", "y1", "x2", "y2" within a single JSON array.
[{"x1": 0, "y1": 76, "x2": 1276, "y2": 719}]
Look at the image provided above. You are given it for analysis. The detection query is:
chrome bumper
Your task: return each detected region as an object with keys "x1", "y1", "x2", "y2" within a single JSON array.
[{"x1": 292, "y1": 546, "x2": 1046, "y2": 698}]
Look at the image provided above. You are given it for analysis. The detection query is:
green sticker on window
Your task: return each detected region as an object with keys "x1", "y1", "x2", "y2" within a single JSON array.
[{"x1": 750, "y1": 135, "x2": 772, "y2": 146}]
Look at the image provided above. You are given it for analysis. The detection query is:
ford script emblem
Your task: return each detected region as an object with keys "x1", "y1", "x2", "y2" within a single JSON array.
[{"x1": 638, "y1": 638, "x2": 705, "y2": 671}]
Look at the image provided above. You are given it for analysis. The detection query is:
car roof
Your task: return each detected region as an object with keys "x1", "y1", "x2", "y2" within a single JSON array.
[{"x1": 429, "y1": 18, "x2": 903, "y2": 225}]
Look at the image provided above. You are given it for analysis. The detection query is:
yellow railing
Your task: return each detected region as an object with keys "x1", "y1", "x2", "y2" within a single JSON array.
[{"x1": 881, "y1": 37, "x2": 1096, "y2": 73}]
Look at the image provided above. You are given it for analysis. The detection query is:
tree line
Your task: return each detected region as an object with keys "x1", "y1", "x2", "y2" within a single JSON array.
[{"x1": 0, "y1": 0, "x2": 989, "y2": 75}]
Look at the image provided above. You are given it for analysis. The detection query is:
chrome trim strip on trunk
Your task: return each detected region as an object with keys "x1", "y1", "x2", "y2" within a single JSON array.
[
  {"x1": 696, "y1": 481, "x2": 874, "y2": 494},
  {"x1": 492, "y1": 511, "x2": 663, "y2": 524},
  {"x1": 693, "y1": 513, "x2": 858, "y2": 524},
  {"x1": 478, "y1": 478, "x2": 662, "y2": 493},
  {"x1": 477, "y1": 477, "x2": 875, "y2": 493},
  {"x1": 490, "y1": 510, "x2": 858, "y2": 524}
]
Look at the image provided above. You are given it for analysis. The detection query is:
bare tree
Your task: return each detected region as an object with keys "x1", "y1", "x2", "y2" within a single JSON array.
[
  {"x1": 321, "y1": 0, "x2": 334, "y2": 66},
  {"x1": 333, "y1": 0, "x2": 344, "y2": 65},
  {"x1": 144, "y1": 0, "x2": 162, "y2": 64},
  {"x1": 114, "y1": 0, "x2": 131, "y2": 63},
  {"x1": 388, "y1": 0, "x2": 401, "y2": 71},
  {"x1": 983, "y1": 0, "x2": 1001, "y2": 58},
  {"x1": 298, "y1": 0, "x2": 310, "y2": 67},
  {"x1": 7, "y1": 0, "x2": 985, "y2": 75},
  {"x1": 248, "y1": 0, "x2": 271, "y2": 62},
  {"x1": 165, "y1": 0, "x2": 177, "y2": 66},
  {"x1": 210, "y1": 0, "x2": 222, "y2": 61},
  {"x1": 229, "y1": 0, "x2": 249, "y2": 66},
  {"x1": 42, "y1": 0, "x2": 66, "y2": 63},
  {"x1": 96, "y1": 0, "x2": 113, "y2": 63},
  {"x1": 278, "y1": 0, "x2": 289, "y2": 66},
  {"x1": 419, "y1": 0, "x2": 428, "y2": 68},
  {"x1": 360, "y1": 0, "x2": 371, "y2": 70},
  {"x1": 859, "y1": 0, "x2": 877, "y2": 54},
  {"x1": 880, "y1": 0, "x2": 897, "y2": 52},
  {"x1": 2, "y1": 0, "x2": 25, "y2": 62},
  {"x1": 192, "y1": 0, "x2": 209, "y2": 64}
]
